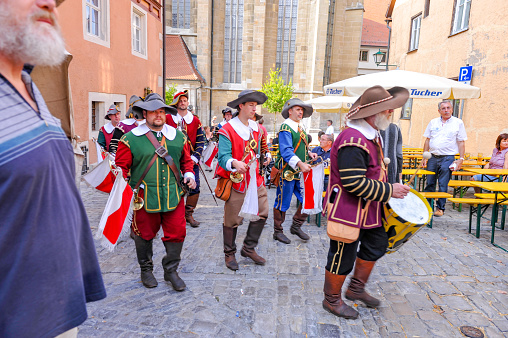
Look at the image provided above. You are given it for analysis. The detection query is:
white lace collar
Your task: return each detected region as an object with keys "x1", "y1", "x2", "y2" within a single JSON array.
[
  {"x1": 346, "y1": 119, "x2": 379, "y2": 140},
  {"x1": 283, "y1": 118, "x2": 302, "y2": 133},
  {"x1": 120, "y1": 118, "x2": 137, "y2": 125},
  {"x1": 103, "y1": 122, "x2": 114, "y2": 134},
  {"x1": 131, "y1": 123, "x2": 176, "y2": 140},
  {"x1": 228, "y1": 117, "x2": 259, "y2": 141},
  {"x1": 172, "y1": 111, "x2": 194, "y2": 125}
]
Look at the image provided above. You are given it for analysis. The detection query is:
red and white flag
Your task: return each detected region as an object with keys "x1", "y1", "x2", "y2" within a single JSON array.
[
  {"x1": 201, "y1": 141, "x2": 218, "y2": 167},
  {"x1": 93, "y1": 138, "x2": 106, "y2": 164},
  {"x1": 96, "y1": 172, "x2": 134, "y2": 251},
  {"x1": 82, "y1": 154, "x2": 116, "y2": 193},
  {"x1": 301, "y1": 162, "x2": 325, "y2": 215}
]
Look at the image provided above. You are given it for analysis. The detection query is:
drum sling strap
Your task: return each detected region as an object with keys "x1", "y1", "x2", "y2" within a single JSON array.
[{"x1": 145, "y1": 132, "x2": 188, "y2": 194}]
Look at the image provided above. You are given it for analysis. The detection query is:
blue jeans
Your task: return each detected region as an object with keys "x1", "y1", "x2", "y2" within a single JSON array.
[{"x1": 424, "y1": 155, "x2": 455, "y2": 211}]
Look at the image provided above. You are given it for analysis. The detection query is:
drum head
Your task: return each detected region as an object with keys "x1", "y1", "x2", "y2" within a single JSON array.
[{"x1": 387, "y1": 189, "x2": 431, "y2": 226}]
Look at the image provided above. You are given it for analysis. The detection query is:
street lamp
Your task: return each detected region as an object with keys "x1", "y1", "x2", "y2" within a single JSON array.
[{"x1": 373, "y1": 49, "x2": 398, "y2": 69}]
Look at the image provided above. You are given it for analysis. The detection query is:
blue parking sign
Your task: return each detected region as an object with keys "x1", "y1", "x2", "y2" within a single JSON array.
[{"x1": 459, "y1": 66, "x2": 473, "y2": 85}]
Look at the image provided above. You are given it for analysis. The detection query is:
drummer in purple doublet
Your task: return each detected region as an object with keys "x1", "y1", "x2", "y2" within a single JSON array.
[{"x1": 322, "y1": 85, "x2": 411, "y2": 320}]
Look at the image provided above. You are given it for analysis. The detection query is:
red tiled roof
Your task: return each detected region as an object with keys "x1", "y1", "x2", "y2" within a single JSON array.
[
  {"x1": 165, "y1": 35, "x2": 204, "y2": 82},
  {"x1": 361, "y1": 19, "x2": 389, "y2": 47}
]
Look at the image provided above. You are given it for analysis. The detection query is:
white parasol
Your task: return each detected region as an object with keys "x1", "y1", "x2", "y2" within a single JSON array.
[{"x1": 323, "y1": 69, "x2": 481, "y2": 99}]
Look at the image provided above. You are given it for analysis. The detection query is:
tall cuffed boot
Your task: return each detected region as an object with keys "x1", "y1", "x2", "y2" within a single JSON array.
[
  {"x1": 241, "y1": 219, "x2": 267, "y2": 265},
  {"x1": 185, "y1": 194, "x2": 200, "y2": 227},
  {"x1": 345, "y1": 258, "x2": 380, "y2": 308},
  {"x1": 273, "y1": 208, "x2": 291, "y2": 244},
  {"x1": 223, "y1": 225, "x2": 239, "y2": 271},
  {"x1": 323, "y1": 270, "x2": 359, "y2": 319},
  {"x1": 290, "y1": 205, "x2": 310, "y2": 240},
  {"x1": 162, "y1": 241, "x2": 186, "y2": 291},
  {"x1": 133, "y1": 235, "x2": 158, "y2": 288}
]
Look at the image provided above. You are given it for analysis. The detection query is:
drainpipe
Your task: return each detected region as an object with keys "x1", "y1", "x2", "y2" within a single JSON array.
[
  {"x1": 385, "y1": 18, "x2": 392, "y2": 71},
  {"x1": 162, "y1": 0, "x2": 166, "y2": 98},
  {"x1": 208, "y1": 0, "x2": 214, "y2": 126}
]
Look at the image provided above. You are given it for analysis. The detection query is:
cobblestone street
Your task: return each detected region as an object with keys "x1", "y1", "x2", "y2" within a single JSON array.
[{"x1": 79, "y1": 170, "x2": 508, "y2": 337}]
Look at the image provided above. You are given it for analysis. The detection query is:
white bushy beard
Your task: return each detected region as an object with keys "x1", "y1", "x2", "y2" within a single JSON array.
[
  {"x1": 0, "y1": 4, "x2": 66, "y2": 66},
  {"x1": 374, "y1": 113, "x2": 391, "y2": 131}
]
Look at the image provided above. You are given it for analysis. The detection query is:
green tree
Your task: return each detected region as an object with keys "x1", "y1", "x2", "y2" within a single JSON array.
[
  {"x1": 260, "y1": 69, "x2": 294, "y2": 135},
  {"x1": 165, "y1": 83, "x2": 178, "y2": 105}
]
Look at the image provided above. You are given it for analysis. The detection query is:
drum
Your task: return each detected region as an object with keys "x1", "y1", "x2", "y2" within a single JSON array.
[{"x1": 383, "y1": 188, "x2": 432, "y2": 254}]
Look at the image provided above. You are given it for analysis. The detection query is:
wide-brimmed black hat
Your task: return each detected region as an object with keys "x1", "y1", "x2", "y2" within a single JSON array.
[
  {"x1": 281, "y1": 98, "x2": 313, "y2": 119},
  {"x1": 347, "y1": 86, "x2": 409, "y2": 120},
  {"x1": 169, "y1": 90, "x2": 189, "y2": 106},
  {"x1": 132, "y1": 93, "x2": 177, "y2": 116},
  {"x1": 126, "y1": 95, "x2": 143, "y2": 118},
  {"x1": 222, "y1": 107, "x2": 233, "y2": 116},
  {"x1": 227, "y1": 90, "x2": 267, "y2": 110},
  {"x1": 105, "y1": 104, "x2": 120, "y2": 120}
]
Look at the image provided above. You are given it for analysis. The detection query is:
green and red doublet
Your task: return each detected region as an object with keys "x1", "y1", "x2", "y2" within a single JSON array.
[{"x1": 116, "y1": 124, "x2": 194, "y2": 212}]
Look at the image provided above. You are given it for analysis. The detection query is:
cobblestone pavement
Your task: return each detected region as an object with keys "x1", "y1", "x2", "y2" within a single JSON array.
[{"x1": 79, "y1": 170, "x2": 508, "y2": 337}]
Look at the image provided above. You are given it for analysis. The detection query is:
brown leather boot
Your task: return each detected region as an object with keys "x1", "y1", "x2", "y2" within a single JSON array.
[
  {"x1": 223, "y1": 225, "x2": 239, "y2": 270},
  {"x1": 290, "y1": 204, "x2": 310, "y2": 240},
  {"x1": 345, "y1": 258, "x2": 380, "y2": 308},
  {"x1": 323, "y1": 270, "x2": 358, "y2": 319},
  {"x1": 241, "y1": 218, "x2": 267, "y2": 265},
  {"x1": 185, "y1": 193, "x2": 200, "y2": 227},
  {"x1": 273, "y1": 208, "x2": 291, "y2": 244}
]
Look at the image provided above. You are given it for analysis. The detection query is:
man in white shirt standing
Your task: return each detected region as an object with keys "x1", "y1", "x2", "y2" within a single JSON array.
[
  {"x1": 325, "y1": 120, "x2": 334, "y2": 135},
  {"x1": 422, "y1": 100, "x2": 467, "y2": 217}
]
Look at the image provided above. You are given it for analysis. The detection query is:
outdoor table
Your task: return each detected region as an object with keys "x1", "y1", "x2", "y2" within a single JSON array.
[
  {"x1": 451, "y1": 171, "x2": 474, "y2": 180},
  {"x1": 461, "y1": 160, "x2": 489, "y2": 168},
  {"x1": 470, "y1": 181, "x2": 508, "y2": 251},
  {"x1": 463, "y1": 168, "x2": 508, "y2": 182},
  {"x1": 403, "y1": 154, "x2": 422, "y2": 168},
  {"x1": 401, "y1": 169, "x2": 434, "y2": 190}
]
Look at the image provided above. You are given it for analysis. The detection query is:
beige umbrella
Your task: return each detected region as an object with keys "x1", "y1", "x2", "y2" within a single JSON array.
[
  {"x1": 324, "y1": 69, "x2": 481, "y2": 99},
  {"x1": 304, "y1": 95, "x2": 358, "y2": 112}
]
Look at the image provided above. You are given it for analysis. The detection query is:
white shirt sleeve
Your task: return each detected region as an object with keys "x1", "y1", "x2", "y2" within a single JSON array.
[
  {"x1": 288, "y1": 155, "x2": 301, "y2": 170},
  {"x1": 457, "y1": 120, "x2": 468, "y2": 141},
  {"x1": 183, "y1": 172, "x2": 195, "y2": 180},
  {"x1": 226, "y1": 158, "x2": 235, "y2": 171}
]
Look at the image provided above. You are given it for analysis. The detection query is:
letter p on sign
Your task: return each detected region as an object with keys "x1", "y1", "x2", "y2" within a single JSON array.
[{"x1": 459, "y1": 66, "x2": 472, "y2": 85}]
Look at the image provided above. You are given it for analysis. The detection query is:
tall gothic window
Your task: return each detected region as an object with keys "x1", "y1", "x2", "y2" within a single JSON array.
[
  {"x1": 276, "y1": 0, "x2": 298, "y2": 83},
  {"x1": 172, "y1": 0, "x2": 191, "y2": 29},
  {"x1": 223, "y1": 0, "x2": 243, "y2": 84}
]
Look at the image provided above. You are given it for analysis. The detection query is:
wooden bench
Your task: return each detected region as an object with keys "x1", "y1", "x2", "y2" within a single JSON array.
[
  {"x1": 448, "y1": 198, "x2": 507, "y2": 242},
  {"x1": 448, "y1": 180, "x2": 477, "y2": 212},
  {"x1": 419, "y1": 192, "x2": 452, "y2": 228}
]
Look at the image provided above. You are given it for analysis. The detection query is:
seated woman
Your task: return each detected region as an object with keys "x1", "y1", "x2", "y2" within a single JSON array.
[{"x1": 472, "y1": 131, "x2": 508, "y2": 193}]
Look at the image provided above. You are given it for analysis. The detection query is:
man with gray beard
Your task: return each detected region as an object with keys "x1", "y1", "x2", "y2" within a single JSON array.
[
  {"x1": 322, "y1": 86, "x2": 410, "y2": 319},
  {"x1": 0, "y1": 1, "x2": 106, "y2": 337}
]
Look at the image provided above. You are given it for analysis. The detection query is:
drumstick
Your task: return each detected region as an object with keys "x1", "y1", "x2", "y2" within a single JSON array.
[{"x1": 406, "y1": 151, "x2": 432, "y2": 187}]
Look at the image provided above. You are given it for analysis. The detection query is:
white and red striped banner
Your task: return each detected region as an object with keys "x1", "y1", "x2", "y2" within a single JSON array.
[
  {"x1": 96, "y1": 172, "x2": 134, "y2": 251},
  {"x1": 301, "y1": 163, "x2": 324, "y2": 215},
  {"x1": 93, "y1": 138, "x2": 106, "y2": 164},
  {"x1": 201, "y1": 141, "x2": 218, "y2": 167},
  {"x1": 82, "y1": 154, "x2": 116, "y2": 193}
]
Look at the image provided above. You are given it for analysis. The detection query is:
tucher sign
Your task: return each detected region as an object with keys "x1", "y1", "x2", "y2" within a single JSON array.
[
  {"x1": 409, "y1": 89, "x2": 443, "y2": 97},
  {"x1": 325, "y1": 88, "x2": 343, "y2": 95}
]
